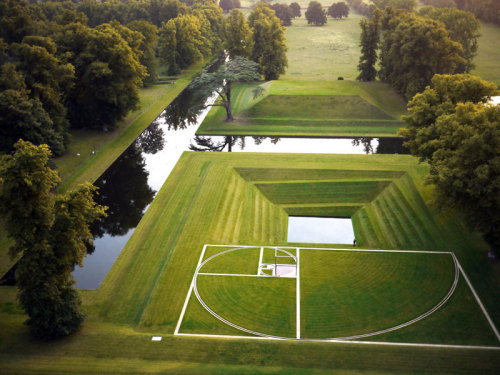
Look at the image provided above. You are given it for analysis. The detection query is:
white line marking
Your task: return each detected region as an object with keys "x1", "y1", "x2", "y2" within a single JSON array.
[
  {"x1": 198, "y1": 273, "x2": 268, "y2": 277},
  {"x1": 296, "y1": 248, "x2": 300, "y2": 339},
  {"x1": 175, "y1": 333, "x2": 500, "y2": 350},
  {"x1": 174, "y1": 244, "x2": 208, "y2": 335},
  {"x1": 258, "y1": 247, "x2": 263, "y2": 275},
  {"x1": 456, "y1": 259, "x2": 500, "y2": 341},
  {"x1": 202, "y1": 244, "x2": 452, "y2": 255}
]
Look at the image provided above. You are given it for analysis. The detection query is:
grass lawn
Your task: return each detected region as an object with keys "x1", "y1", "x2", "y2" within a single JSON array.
[
  {"x1": 197, "y1": 80, "x2": 407, "y2": 137},
  {"x1": 472, "y1": 22, "x2": 500, "y2": 86},
  {"x1": 3, "y1": 152, "x2": 498, "y2": 373}
]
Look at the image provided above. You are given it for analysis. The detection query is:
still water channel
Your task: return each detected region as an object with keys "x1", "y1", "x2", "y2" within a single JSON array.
[{"x1": 1, "y1": 85, "x2": 409, "y2": 289}]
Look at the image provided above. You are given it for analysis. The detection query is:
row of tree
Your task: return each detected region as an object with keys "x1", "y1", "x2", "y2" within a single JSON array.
[
  {"x1": 357, "y1": 5, "x2": 480, "y2": 99},
  {"x1": 305, "y1": 1, "x2": 350, "y2": 26},
  {"x1": 225, "y1": 4, "x2": 288, "y2": 80},
  {"x1": 421, "y1": 0, "x2": 500, "y2": 26}
]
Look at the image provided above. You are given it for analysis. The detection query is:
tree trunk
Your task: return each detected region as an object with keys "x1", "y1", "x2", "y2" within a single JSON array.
[{"x1": 225, "y1": 83, "x2": 234, "y2": 121}]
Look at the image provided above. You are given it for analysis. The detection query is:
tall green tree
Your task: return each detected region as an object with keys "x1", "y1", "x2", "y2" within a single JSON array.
[
  {"x1": 400, "y1": 75, "x2": 500, "y2": 251},
  {"x1": 305, "y1": 1, "x2": 327, "y2": 25},
  {"x1": 225, "y1": 9, "x2": 253, "y2": 59},
  {"x1": 249, "y1": 3, "x2": 288, "y2": 80},
  {"x1": 271, "y1": 4, "x2": 293, "y2": 26},
  {"x1": 425, "y1": 103, "x2": 500, "y2": 251},
  {"x1": 357, "y1": 9, "x2": 381, "y2": 81},
  {"x1": 158, "y1": 14, "x2": 211, "y2": 75},
  {"x1": 56, "y1": 22, "x2": 146, "y2": 130},
  {"x1": 419, "y1": 6, "x2": 480, "y2": 73},
  {"x1": 378, "y1": 11, "x2": 464, "y2": 99},
  {"x1": 400, "y1": 74, "x2": 498, "y2": 160},
  {"x1": 0, "y1": 64, "x2": 64, "y2": 155},
  {"x1": 192, "y1": 0, "x2": 225, "y2": 54},
  {"x1": 0, "y1": 140, "x2": 106, "y2": 339},
  {"x1": 328, "y1": 2, "x2": 350, "y2": 19},
  {"x1": 189, "y1": 56, "x2": 261, "y2": 121},
  {"x1": 289, "y1": 2, "x2": 301, "y2": 18},
  {"x1": 127, "y1": 20, "x2": 159, "y2": 85},
  {"x1": 10, "y1": 36, "x2": 75, "y2": 152}
]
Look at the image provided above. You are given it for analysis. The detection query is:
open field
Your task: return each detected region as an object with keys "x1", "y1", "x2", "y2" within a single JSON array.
[
  {"x1": 197, "y1": 80, "x2": 407, "y2": 137},
  {"x1": 2, "y1": 152, "x2": 499, "y2": 373},
  {"x1": 472, "y1": 22, "x2": 500, "y2": 86}
]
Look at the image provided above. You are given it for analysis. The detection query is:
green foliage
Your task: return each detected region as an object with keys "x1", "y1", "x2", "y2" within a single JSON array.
[
  {"x1": 0, "y1": 0, "x2": 36, "y2": 44},
  {"x1": 400, "y1": 74, "x2": 498, "y2": 160},
  {"x1": 159, "y1": 14, "x2": 211, "y2": 75},
  {"x1": 127, "y1": 20, "x2": 159, "y2": 85},
  {"x1": 0, "y1": 140, "x2": 106, "y2": 339},
  {"x1": 249, "y1": 4, "x2": 288, "y2": 80},
  {"x1": 357, "y1": 9, "x2": 380, "y2": 81},
  {"x1": 189, "y1": 56, "x2": 261, "y2": 121},
  {"x1": 192, "y1": 0, "x2": 225, "y2": 54},
  {"x1": 425, "y1": 103, "x2": 500, "y2": 249},
  {"x1": 225, "y1": 9, "x2": 253, "y2": 59},
  {"x1": 328, "y1": 2, "x2": 350, "y2": 19},
  {"x1": 0, "y1": 63, "x2": 65, "y2": 155},
  {"x1": 305, "y1": 1, "x2": 327, "y2": 26},
  {"x1": 419, "y1": 6, "x2": 480, "y2": 74},
  {"x1": 271, "y1": 4, "x2": 293, "y2": 27},
  {"x1": 289, "y1": 2, "x2": 301, "y2": 18},
  {"x1": 400, "y1": 74, "x2": 499, "y2": 250},
  {"x1": 56, "y1": 22, "x2": 146, "y2": 130},
  {"x1": 371, "y1": 0, "x2": 417, "y2": 12},
  {"x1": 378, "y1": 10, "x2": 464, "y2": 99}
]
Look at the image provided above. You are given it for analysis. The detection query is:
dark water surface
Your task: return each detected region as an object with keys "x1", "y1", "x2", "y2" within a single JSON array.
[{"x1": 1, "y1": 84, "x2": 409, "y2": 289}]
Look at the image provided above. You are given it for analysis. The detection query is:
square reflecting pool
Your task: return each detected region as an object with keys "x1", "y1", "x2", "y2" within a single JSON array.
[{"x1": 287, "y1": 217, "x2": 355, "y2": 244}]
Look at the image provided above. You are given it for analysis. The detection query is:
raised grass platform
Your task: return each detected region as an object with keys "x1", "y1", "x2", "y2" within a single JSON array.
[{"x1": 197, "y1": 81, "x2": 407, "y2": 137}]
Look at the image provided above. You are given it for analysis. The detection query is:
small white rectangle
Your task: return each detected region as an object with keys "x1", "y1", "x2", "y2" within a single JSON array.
[{"x1": 152, "y1": 336, "x2": 162, "y2": 341}]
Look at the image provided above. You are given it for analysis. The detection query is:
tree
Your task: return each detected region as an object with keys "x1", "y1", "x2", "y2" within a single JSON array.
[
  {"x1": 328, "y1": 2, "x2": 350, "y2": 19},
  {"x1": 127, "y1": 20, "x2": 159, "y2": 85},
  {"x1": 419, "y1": 6, "x2": 480, "y2": 73},
  {"x1": 378, "y1": 11, "x2": 464, "y2": 99},
  {"x1": 189, "y1": 56, "x2": 261, "y2": 121},
  {"x1": 0, "y1": 64, "x2": 64, "y2": 155},
  {"x1": 225, "y1": 9, "x2": 253, "y2": 59},
  {"x1": 357, "y1": 9, "x2": 381, "y2": 81},
  {"x1": 192, "y1": 0, "x2": 225, "y2": 54},
  {"x1": 399, "y1": 74, "x2": 498, "y2": 160},
  {"x1": 289, "y1": 2, "x2": 301, "y2": 18},
  {"x1": 371, "y1": 0, "x2": 417, "y2": 11},
  {"x1": 219, "y1": 0, "x2": 235, "y2": 13},
  {"x1": 425, "y1": 103, "x2": 500, "y2": 251},
  {"x1": 56, "y1": 22, "x2": 146, "y2": 130},
  {"x1": 158, "y1": 14, "x2": 211, "y2": 75},
  {"x1": 0, "y1": 140, "x2": 106, "y2": 339},
  {"x1": 250, "y1": 4, "x2": 288, "y2": 80},
  {"x1": 271, "y1": 4, "x2": 293, "y2": 26},
  {"x1": 306, "y1": 1, "x2": 327, "y2": 25}
]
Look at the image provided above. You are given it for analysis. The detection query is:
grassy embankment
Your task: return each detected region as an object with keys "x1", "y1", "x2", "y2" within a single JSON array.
[
  {"x1": 2, "y1": 152, "x2": 498, "y2": 373},
  {"x1": 197, "y1": 15, "x2": 408, "y2": 137},
  {"x1": 0, "y1": 62, "x2": 204, "y2": 278}
]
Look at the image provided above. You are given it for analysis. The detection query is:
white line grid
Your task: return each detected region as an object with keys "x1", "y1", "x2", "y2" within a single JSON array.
[{"x1": 174, "y1": 244, "x2": 500, "y2": 350}]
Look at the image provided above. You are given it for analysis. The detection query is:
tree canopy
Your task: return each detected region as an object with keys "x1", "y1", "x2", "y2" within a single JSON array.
[
  {"x1": 289, "y1": 2, "x2": 301, "y2": 18},
  {"x1": 189, "y1": 56, "x2": 261, "y2": 121},
  {"x1": 306, "y1": 1, "x2": 327, "y2": 26},
  {"x1": 328, "y1": 2, "x2": 350, "y2": 19},
  {"x1": 0, "y1": 140, "x2": 106, "y2": 339},
  {"x1": 225, "y1": 9, "x2": 253, "y2": 59},
  {"x1": 271, "y1": 4, "x2": 293, "y2": 27},
  {"x1": 400, "y1": 75, "x2": 500, "y2": 251},
  {"x1": 249, "y1": 3, "x2": 288, "y2": 80}
]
